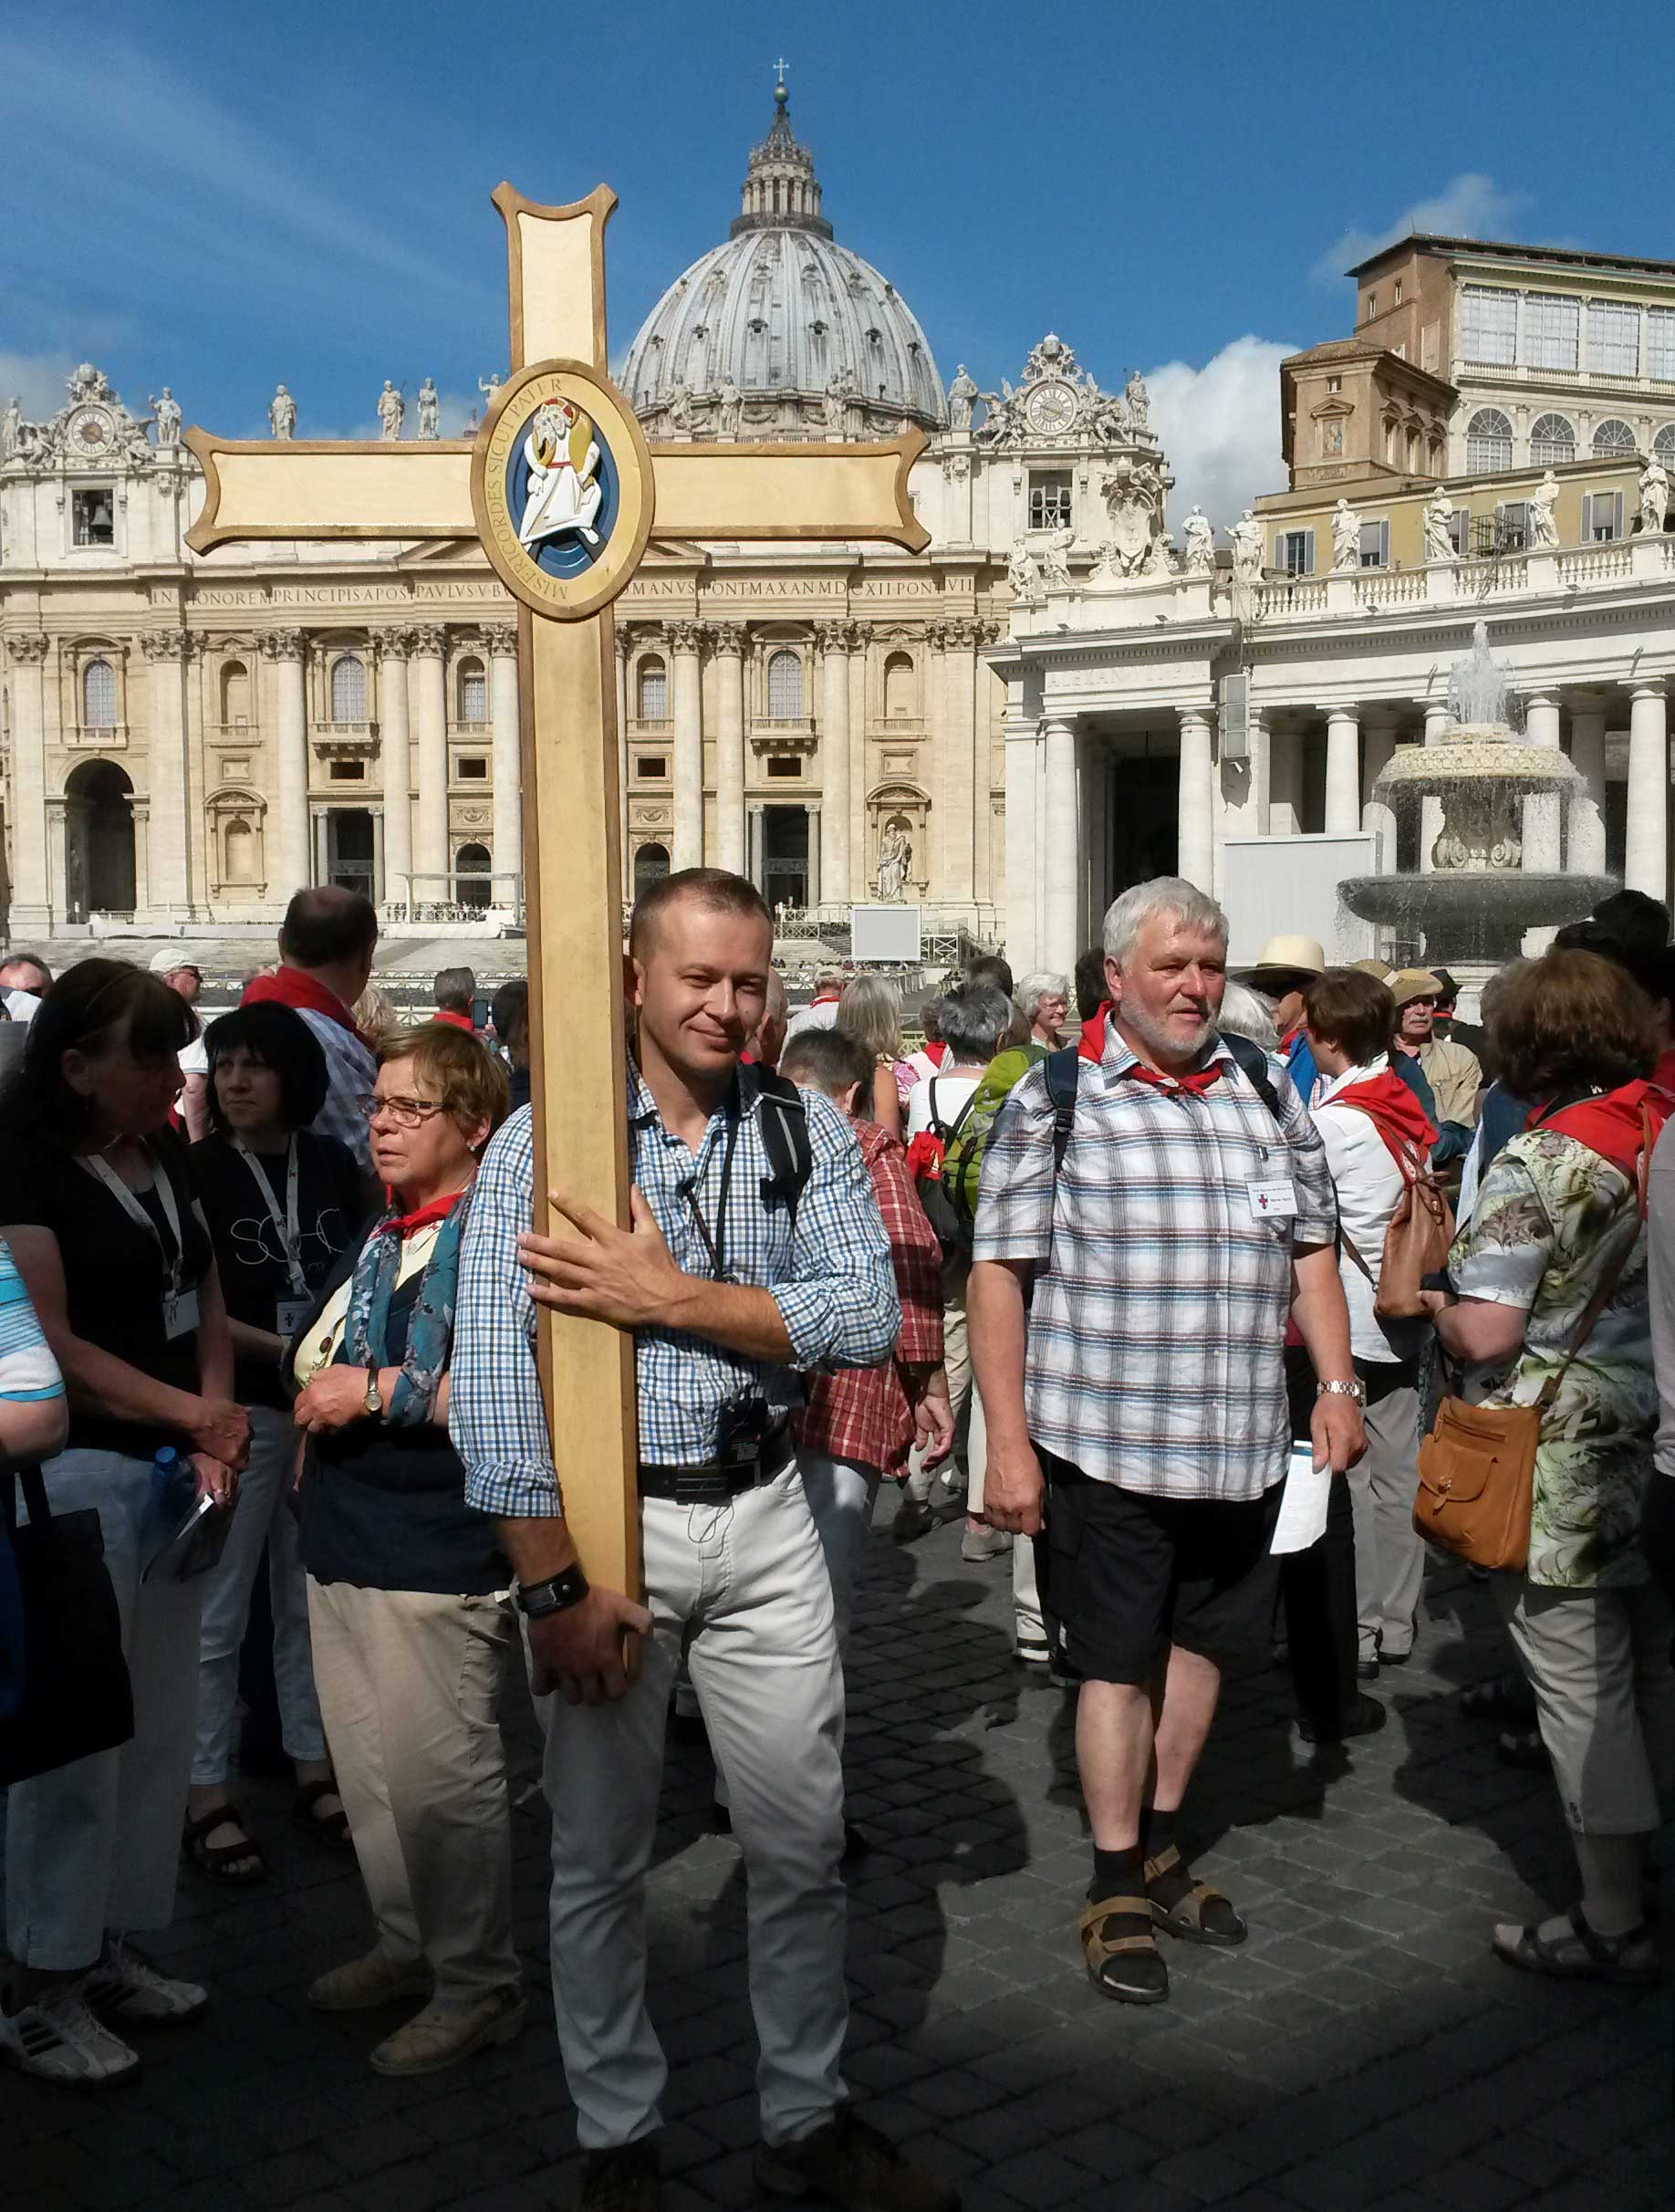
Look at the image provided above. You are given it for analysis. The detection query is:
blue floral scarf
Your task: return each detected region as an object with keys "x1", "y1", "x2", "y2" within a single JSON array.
[{"x1": 343, "y1": 1186, "x2": 473, "y2": 1427}]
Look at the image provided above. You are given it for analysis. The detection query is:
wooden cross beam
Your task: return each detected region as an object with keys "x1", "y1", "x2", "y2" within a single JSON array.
[{"x1": 184, "y1": 183, "x2": 929, "y2": 1602}]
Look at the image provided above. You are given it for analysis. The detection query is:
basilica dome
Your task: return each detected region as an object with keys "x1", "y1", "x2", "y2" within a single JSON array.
[{"x1": 622, "y1": 81, "x2": 945, "y2": 443}]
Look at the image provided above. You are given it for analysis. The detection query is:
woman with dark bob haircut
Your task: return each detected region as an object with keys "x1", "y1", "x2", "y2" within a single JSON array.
[
  {"x1": 0, "y1": 960, "x2": 251, "y2": 2086},
  {"x1": 182, "y1": 1003, "x2": 369, "y2": 1885},
  {"x1": 1423, "y1": 950, "x2": 1674, "y2": 1985}
]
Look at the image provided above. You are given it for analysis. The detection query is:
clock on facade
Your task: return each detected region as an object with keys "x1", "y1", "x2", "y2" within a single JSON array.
[
  {"x1": 67, "y1": 406, "x2": 115, "y2": 455},
  {"x1": 1024, "y1": 380, "x2": 1077, "y2": 437}
]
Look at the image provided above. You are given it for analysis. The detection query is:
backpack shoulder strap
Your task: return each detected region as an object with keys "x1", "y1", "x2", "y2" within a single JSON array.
[
  {"x1": 1044, "y1": 1048, "x2": 1081, "y2": 1171},
  {"x1": 753, "y1": 1069, "x2": 814, "y2": 1227},
  {"x1": 1220, "y1": 1029, "x2": 1285, "y2": 1130}
]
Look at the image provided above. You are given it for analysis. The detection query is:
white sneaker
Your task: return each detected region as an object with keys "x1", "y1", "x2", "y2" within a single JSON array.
[
  {"x1": 0, "y1": 1983, "x2": 141, "y2": 2085},
  {"x1": 85, "y1": 1937, "x2": 207, "y2": 2026}
]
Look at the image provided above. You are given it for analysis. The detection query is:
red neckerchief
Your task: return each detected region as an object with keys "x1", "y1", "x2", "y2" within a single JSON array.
[
  {"x1": 1077, "y1": 1005, "x2": 1111, "y2": 1062},
  {"x1": 244, "y1": 965, "x2": 366, "y2": 1045},
  {"x1": 923, "y1": 1039, "x2": 949, "y2": 1069},
  {"x1": 1126, "y1": 1061, "x2": 1222, "y2": 1097},
  {"x1": 1281, "y1": 1024, "x2": 1303, "y2": 1052},
  {"x1": 1528, "y1": 1080, "x2": 1669, "y2": 1185},
  {"x1": 1652, "y1": 1047, "x2": 1675, "y2": 1099},
  {"x1": 811, "y1": 989, "x2": 841, "y2": 1007},
  {"x1": 431, "y1": 1008, "x2": 475, "y2": 1034},
  {"x1": 1329, "y1": 1069, "x2": 1438, "y2": 1165},
  {"x1": 376, "y1": 1188, "x2": 466, "y2": 1239}
]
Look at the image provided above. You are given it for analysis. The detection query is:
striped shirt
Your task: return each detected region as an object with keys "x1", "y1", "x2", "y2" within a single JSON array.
[
  {"x1": 452, "y1": 1067, "x2": 900, "y2": 1521},
  {"x1": 972, "y1": 1021, "x2": 1335, "y2": 1502},
  {"x1": 295, "y1": 1009, "x2": 376, "y2": 1174},
  {"x1": 0, "y1": 1238, "x2": 64, "y2": 1404}
]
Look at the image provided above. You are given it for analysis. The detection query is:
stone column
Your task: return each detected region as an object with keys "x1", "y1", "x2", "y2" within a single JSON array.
[
  {"x1": 1043, "y1": 715, "x2": 1079, "y2": 974},
  {"x1": 934, "y1": 619, "x2": 980, "y2": 905},
  {"x1": 5, "y1": 633, "x2": 52, "y2": 932},
  {"x1": 1420, "y1": 704, "x2": 1450, "y2": 873},
  {"x1": 815, "y1": 621, "x2": 852, "y2": 908},
  {"x1": 1567, "y1": 691, "x2": 1608, "y2": 878},
  {"x1": 410, "y1": 625, "x2": 449, "y2": 897},
  {"x1": 806, "y1": 801, "x2": 821, "y2": 910},
  {"x1": 377, "y1": 629, "x2": 413, "y2": 914},
  {"x1": 669, "y1": 620, "x2": 704, "y2": 872},
  {"x1": 1003, "y1": 703, "x2": 1040, "y2": 972},
  {"x1": 1176, "y1": 706, "x2": 1215, "y2": 894},
  {"x1": 1521, "y1": 690, "x2": 1563, "y2": 874},
  {"x1": 713, "y1": 622, "x2": 747, "y2": 878},
  {"x1": 613, "y1": 627, "x2": 629, "y2": 881},
  {"x1": 1361, "y1": 724, "x2": 1397, "y2": 872},
  {"x1": 746, "y1": 800, "x2": 766, "y2": 891},
  {"x1": 141, "y1": 631, "x2": 195, "y2": 917},
  {"x1": 260, "y1": 630, "x2": 310, "y2": 895},
  {"x1": 1626, "y1": 683, "x2": 1669, "y2": 900},
  {"x1": 485, "y1": 622, "x2": 520, "y2": 905},
  {"x1": 1325, "y1": 708, "x2": 1361, "y2": 837}
]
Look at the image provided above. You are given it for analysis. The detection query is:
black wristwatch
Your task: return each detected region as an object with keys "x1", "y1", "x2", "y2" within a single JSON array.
[{"x1": 515, "y1": 1563, "x2": 590, "y2": 1619}]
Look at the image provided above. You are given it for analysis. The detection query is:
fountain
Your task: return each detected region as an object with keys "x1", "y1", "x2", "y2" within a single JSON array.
[{"x1": 1337, "y1": 621, "x2": 1616, "y2": 963}]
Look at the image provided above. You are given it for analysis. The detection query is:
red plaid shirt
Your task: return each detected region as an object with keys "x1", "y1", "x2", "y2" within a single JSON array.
[{"x1": 796, "y1": 1118, "x2": 943, "y2": 1474}]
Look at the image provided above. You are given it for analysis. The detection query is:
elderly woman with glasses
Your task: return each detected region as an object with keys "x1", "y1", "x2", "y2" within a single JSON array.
[{"x1": 289, "y1": 1021, "x2": 518, "y2": 2078}]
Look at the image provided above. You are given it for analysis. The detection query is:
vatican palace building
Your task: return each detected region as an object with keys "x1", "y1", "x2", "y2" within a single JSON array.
[{"x1": 4, "y1": 86, "x2": 1675, "y2": 976}]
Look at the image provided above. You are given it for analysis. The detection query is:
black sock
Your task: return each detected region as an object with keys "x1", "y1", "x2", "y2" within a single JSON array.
[
  {"x1": 1144, "y1": 1806, "x2": 1179, "y2": 1862},
  {"x1": 1090, "y1": 1844, "x2": 1145, "y2": 1903}
]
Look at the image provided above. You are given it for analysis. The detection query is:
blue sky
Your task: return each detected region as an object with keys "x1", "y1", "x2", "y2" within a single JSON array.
[{"x1": 4, "y1": 0, "x2": 1669, "y2": 517}]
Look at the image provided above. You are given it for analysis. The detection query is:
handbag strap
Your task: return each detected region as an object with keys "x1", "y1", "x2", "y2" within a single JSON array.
[
  {"x1": 1338, "y1": 1221, "x2": 1376, "y2": 1284},
  {"x1": 1532, "y1": 1101, "x2": 1652, "y2": 1412},
  {"x1": 1, "y1": 1464, "x2": 49, "y2": 1539}
]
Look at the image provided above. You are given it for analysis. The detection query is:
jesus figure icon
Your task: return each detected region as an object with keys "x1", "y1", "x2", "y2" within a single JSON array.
[{"x1": 516, "y1": 399, "x2": 603, "y2": 552}]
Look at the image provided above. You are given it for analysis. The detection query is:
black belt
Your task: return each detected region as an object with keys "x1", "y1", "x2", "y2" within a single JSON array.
[{"x1": 639, "y1": 1420, "x2": 794, "y2": 1503}]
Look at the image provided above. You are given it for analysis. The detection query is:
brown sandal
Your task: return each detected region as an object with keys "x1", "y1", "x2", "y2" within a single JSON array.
[
  {"x1": 182, "y1": 1802, "x2": 267, "y2": 1884},
  {"x1": 1143, "y1": 1842, "x2": 1247, "y2": 1947},
  {"x1": 1078, "y1": 1894, "x2": 1169, "y2": 2004},
  {"x1": 294, "y1": 1779, "x2": 352, "y2": 1848}
]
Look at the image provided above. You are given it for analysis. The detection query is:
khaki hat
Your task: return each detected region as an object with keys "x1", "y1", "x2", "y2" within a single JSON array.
[
  {"x1": 1348, "y1": 956, "x2": 1392, "y2": 979},
  {"x1": 1388, "y1": 966, "x2": 1443, "y2": 1009},
  {"x1": 148, "y1": 948, "x2": 202, "y2": 977},
  {"x1": 1238, "y1": 933, "x2": 1326, "y2": 987}
]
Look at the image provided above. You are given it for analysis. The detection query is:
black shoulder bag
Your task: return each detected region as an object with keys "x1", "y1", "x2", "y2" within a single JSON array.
[{"x1": 0, "y1": 1464, "x2": 134, "y2": 1785}]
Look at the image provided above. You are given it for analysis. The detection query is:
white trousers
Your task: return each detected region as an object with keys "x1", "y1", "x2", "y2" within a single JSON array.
[
  {"x1": 798, "y1": 1448, "x2": 879, "y2": 1661},
  {"x1": 1347, "y1": 1372, "x2": 1425, "y2": 1663},
  {"x1": 307, "y1": 1579, "x2": 520, "y2": 2006},
  {"x1": 192, "y1": 1403, "x2": 325, "y2": 1783},
  {"x1": 5, "y1": 1448, "x2": 203, "y2": 1972},
  {"x1": 539, "y1": 1460, "x2": 847, "y2": 2151}
]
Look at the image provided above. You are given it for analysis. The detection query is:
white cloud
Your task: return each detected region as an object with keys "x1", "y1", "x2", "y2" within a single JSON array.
[
  {"x1": 1312, "y1": 174, "x2": 1530, "y2": 284},
  {"x1": 1146, "y1": 336, "x2": 1295, "y2": 529},
  {"x1": 0, "y1": 350, "x2": 77, "y2": 419}
]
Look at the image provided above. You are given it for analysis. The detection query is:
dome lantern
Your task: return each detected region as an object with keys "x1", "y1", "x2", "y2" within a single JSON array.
[{"x1": 733, "y1": 78, "x2": 831, "y2": 241}]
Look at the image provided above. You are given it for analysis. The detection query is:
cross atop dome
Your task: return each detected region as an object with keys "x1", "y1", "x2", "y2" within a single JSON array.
[{"x1": 735, "y1": 66, "x2": 830, "y2": 239}]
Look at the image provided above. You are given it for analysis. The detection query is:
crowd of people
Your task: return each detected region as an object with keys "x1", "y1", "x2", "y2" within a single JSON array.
[{"x1": 1, "y1": 867, "x2": 1673, "y2": 2212}]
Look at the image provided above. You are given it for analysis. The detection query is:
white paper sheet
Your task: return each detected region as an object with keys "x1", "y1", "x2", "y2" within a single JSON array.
[{"x1": 1270, "y1": 1443, "x2": 1333, "y2": 1556}]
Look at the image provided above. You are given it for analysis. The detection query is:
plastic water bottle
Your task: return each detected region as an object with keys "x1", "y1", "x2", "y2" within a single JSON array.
[{"x1": 150, "y1": 1444, "x2": 192, "y2": 1522}]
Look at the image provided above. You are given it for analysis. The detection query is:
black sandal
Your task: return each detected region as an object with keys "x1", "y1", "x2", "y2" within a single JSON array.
[
  {"x1": 1493, "y1": 1905, "x2": 1656, "y2": 1987},
  {"x1": 182, "y1": 1802, "x2": 267, "y2": 1884},
  {"x1": 294, "y1": 1779, "x2": 352, "y2": 1847}
]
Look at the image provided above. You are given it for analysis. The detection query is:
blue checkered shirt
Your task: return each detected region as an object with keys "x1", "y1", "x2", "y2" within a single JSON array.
[
  {"x1": 972, "y1": 1023, "x2": 1336, "y2": 1502},
  {"x1": 452, "y1": 1068, "x2": 900, "y2": 1520}
]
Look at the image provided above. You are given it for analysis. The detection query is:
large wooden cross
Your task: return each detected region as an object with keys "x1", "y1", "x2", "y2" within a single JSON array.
[{"x1": 185, "y1": 184, "x2": 928, "y2": 1600}]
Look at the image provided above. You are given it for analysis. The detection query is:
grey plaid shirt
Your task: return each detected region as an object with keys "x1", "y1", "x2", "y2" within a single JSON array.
[{"x1": 972, "y1": 1023, "x2": 1336, "y2": 1501}]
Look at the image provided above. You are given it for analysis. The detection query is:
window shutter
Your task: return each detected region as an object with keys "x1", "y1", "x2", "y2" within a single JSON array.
[
  {"x1": 1304, "y1": 529, "x2": 1316, "y2": 576},
  {"x1": 1452, "y1": 507, "x2": 1471, "y2": 555},
  {"x1": 1272, "y1": 531, "x2": 1286, "y2": 571},
  {"x1": 1379, "y1": 520, "x2": 1390, "y2": 566},
  {"x1": 1580, "y1": 493, "x2": 1593, "y2": 541},
  {"x1": 1611, "y1": 491, "x2": 1625, "y2": 540}
]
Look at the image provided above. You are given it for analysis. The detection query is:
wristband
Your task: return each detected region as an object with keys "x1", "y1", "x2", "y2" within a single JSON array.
[{"x1": 516, "y1": 1563, "x2": 590, "y2": 1619}]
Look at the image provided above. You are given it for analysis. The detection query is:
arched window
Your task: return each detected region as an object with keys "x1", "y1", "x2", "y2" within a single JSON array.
[
  {"x1": 883, "y1": 652, "x2": 915, "y2": 720},
  {"x1": 1529, "y1": 413, "x2": 1576, "y2": 467},
  {"x1": 454, "y1": 840, "x2": 492, "y2": 908},
  {"x1": 633, "y1": 841, "x2": 671, "y2": 898},
  {"x1": 1405, "y1": 427, "x2": 1420, "y2": 472},
  {"x1": 220, "y1": 659, "x2": 249, "y2": 727},
  {"x1": 456, "y1": 655, "x2": 486, "y2": 722},
  {"x1": 1383, "y1": 421, "x2": 1398, "y2": 465},
  {"x1": 766, "y1": 648, "x2": 802, "y2": 719},
  {"x1": 637, "y1": 655, "x2": 668, "y2": 720},
  {"x1": 1593, "y1": 418, "x2": 1636, "y2": 458},
  {"x1": 1465, "y1": 408, "x2": 1514, "y2": 473},
  {"x1": 82, "y1": 656, "x2": 117, "y2": 729},
  {"x1": 330, "y1": 653, "x2": 366, "y2": 722},
  {"x1": 224, "y1": 817, "x2": 257, "y2": 883},
  {"x1": 1654, "y1": 424, "x2": 1675, "y2": 471}
]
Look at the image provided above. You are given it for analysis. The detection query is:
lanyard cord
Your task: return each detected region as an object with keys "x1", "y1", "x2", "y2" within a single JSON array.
[
  {"x1": 83, "y1": 1143, "x2": 185, "y2": 1299},
  {"x1": 673, "y1": 1084, "x2": 743, "y2": 1285},
  {"x1": 232, "y1": 1136, "x2": 307, "y2": 1296}
]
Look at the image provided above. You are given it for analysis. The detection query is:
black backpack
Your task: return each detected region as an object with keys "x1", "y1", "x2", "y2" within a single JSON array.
[
  {"x1": 1042, "y1": 1028, "x2": 1285, "y2": 1172},
  {"x1": 754, "y1": 1069, "x2": 814, "y2": 1226},
  {"x1": 912, "y1": 1076, "x2": 980, "y2": 1262}
]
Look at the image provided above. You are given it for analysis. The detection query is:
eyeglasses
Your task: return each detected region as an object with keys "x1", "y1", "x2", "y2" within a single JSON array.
[{"x1": 356, "y1": 1092, "x2": 446, "y2": 1128}]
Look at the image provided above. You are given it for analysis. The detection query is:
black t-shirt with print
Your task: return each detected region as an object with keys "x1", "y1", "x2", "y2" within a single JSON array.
[
  {"x1": 0, "y1": 1125, "x2": 212, "y2": 1457},
  {"x1": 189, "y1": 1130, "x2": 367, "y2": 1405}
]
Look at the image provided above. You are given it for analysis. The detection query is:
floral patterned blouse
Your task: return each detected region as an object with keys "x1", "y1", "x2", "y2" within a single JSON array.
[{"x1": 1450, "y1": 1127, "x2": 1652, "y2": 1590}]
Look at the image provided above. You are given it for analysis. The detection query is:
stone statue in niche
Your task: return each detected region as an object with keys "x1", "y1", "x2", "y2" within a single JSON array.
[
  {"x1": 1331, "y1": 498, "x2": 1359, "y2": 571},
  {"x1": 1639, "y1": 454, "x2": 1669, "y2": 536},
  {"x1": 376, "y1": 381, "x2": 404, "y2": 440},
  {"x1": 1006, "y1": 538, "x2": 1043, "y2": 599},
  {"x1": 947, "y1": 365, "x2": 978, "y2": 431},
  {"x1": 876, "y1": 821, "x2": 910, "y2": 902},
  {"x1": 1181, "y1": 506, "x2": 1215, "y2": 575},
  {"x1": 1528, "y1": 469, "x2": 1560, "y2": 549},
  {"x1": 149, "y1": 388, "x2": 182, "y2": 446},
  {"x1": 1424, "y1": 485, "x2": 1456, "y2": 562},
  {"x1": 268, "y1": 385, "x2": 297, "y2": 439},
  {"x1": 416, "y1": 378, "x2": 440, "y2": 440}
]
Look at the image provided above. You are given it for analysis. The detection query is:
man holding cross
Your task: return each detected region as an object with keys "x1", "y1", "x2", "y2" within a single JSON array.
[{"x1": 452, "y1": 868, "x2": 955, "y2": 2212}]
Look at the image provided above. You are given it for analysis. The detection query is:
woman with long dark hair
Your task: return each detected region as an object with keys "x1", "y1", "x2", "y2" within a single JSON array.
[{"x1": 0, "y1": 960, "x2": 249, "y2": 2085}]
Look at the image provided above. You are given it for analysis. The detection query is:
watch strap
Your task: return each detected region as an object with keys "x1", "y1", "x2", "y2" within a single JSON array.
[{"x1": 516, "y1": 1563, "x2": 590, "y2": 1618}]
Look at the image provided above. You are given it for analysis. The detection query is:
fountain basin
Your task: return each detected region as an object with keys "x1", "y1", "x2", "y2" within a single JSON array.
[
  {"x1": 1340, "y1": 871, "x2": 1616, "y2": 928},
  {"x1": 1375, "y1": 725, "x2": 1579, "y2": 798}
]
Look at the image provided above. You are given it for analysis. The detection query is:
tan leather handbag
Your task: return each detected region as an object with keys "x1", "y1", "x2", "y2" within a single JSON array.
[
  {"x1": 1340, "y1": 1140, "x2": 1455, "y2": 1322},
  {"x1": 1414, "y1": 1112, "x2": 1649, "y2": 1573}
]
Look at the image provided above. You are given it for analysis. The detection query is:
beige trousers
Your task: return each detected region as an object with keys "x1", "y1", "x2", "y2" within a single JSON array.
[{"x1": 307, "y1": 1579, "x2": 520, "y2": 2005}]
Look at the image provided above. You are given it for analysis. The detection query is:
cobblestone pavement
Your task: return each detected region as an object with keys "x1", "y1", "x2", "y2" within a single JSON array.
[{"x1": 5, "y1": 1498, "x2": 1671, "y2": 2212}]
